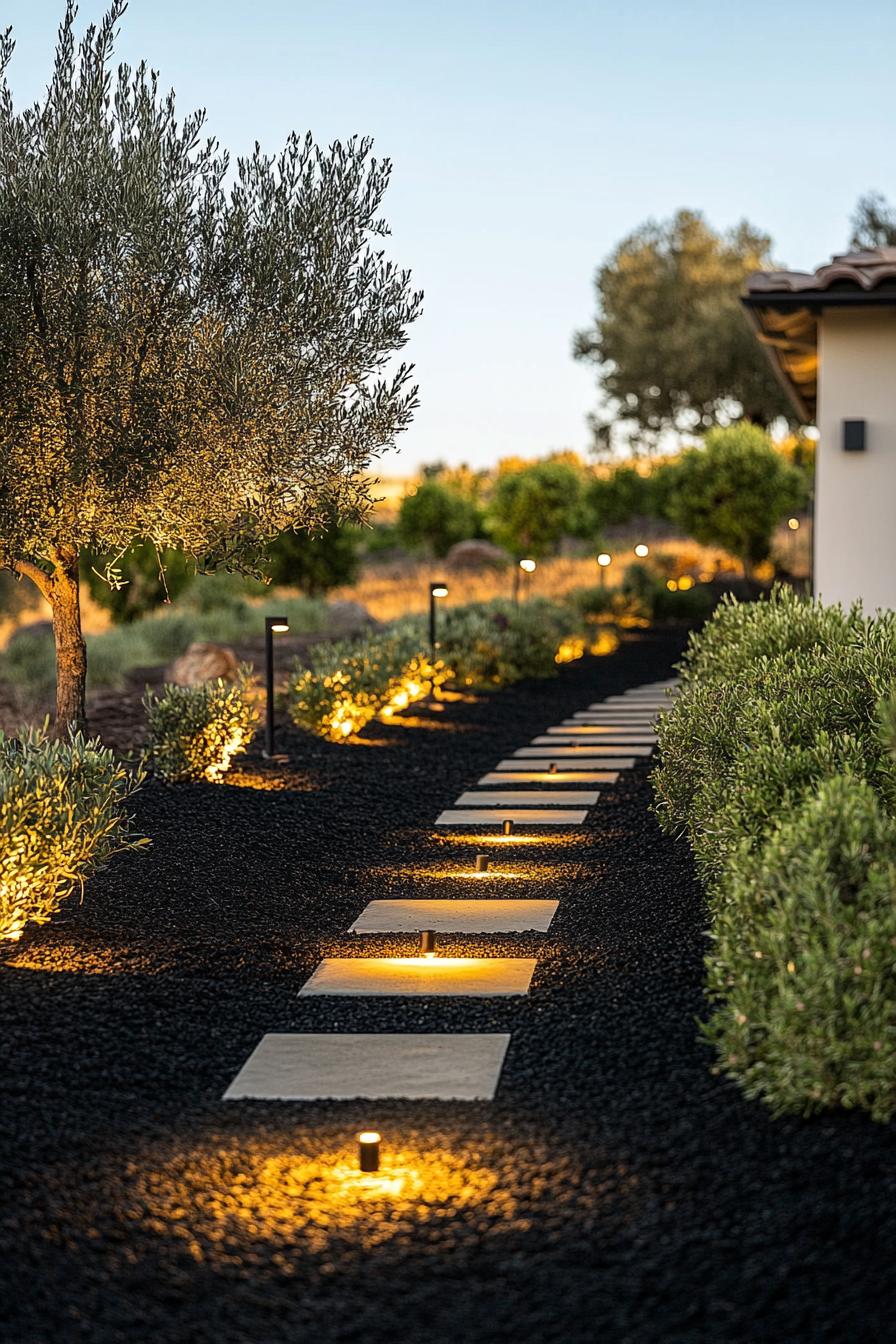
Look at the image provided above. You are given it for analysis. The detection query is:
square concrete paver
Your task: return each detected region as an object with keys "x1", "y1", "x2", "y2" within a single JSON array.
[
  {"x1": 542, "y1": 731, "x2": 655, "y2": 741},
  {"x1": 349, "y1": 898, "x2": 559, "y2": 933},
  {"x1": 223, "y1": 1032, "x2": 511, "y2": 1100},
  {"x1": 435, "y1": 807, "x2": 588, "y2": 825},
  {"x1": 480, "y1": 769, "x2": 618, "y2": 784},
  {"x1": 514, "y1": 745, "x2": 650, "y2": 759},
  {"x1": 300, "y1": 957, "x2": 538, "y2": 996},
  {"x1": 533, "y1": 734, "x2": 655, "y2": 746},
  {"x1": 454, "y1": 789, "x2": 599, "y2": 806}
]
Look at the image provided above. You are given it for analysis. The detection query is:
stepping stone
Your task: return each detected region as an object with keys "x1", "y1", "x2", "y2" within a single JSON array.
[
  {"x1": 349, "y1": 898, "x2": 559, "y2": 933},
  {"x1": 573, "y1": 711, "x2": 657, "y2": 719},
  {"x1": 532, "y1": 735, "x2": 655, "y2": 746},
  {"x1": 565, "y1": 716, "x2": 656, "y2": 726},
  {"x1": 223, "y1": 1032, "x2": 511, "y2": 1100},
  {"x1": 435, "y1": 807, "x2": 588, "y2": 825},
  {"x1": 453, "y1": 789, "x2": 599, "y2": 806},
  {"x1": 480, "y1": 770, "x2": 618, "y2": 784},
  {"x1": 300, "y1": 957, "x2": 537, "y2": 996},
  {"x1": 542, "y1": 731, "x2": 655, "y2": 741},
  {"x1": 515, "y1": 745, "x2": 652, "y2": 758}
]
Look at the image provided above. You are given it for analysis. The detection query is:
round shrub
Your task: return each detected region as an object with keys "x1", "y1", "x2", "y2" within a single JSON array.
[
  {"x1": 143, "y1": 669, "x2": 259, "y2": 782},
  {"x1": 705, "y1": 776, "x2": 896, "y2": 1123},
  {"x1": 0, "y1": 726, "x2": 145, "y2": 942}
]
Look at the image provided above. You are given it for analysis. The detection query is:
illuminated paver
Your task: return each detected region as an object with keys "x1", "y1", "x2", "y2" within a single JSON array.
[
  {"x1": 300, "y1": 957, "x2": 538, "y2": 996},
  {"x1": 349, "y1": 898, "x2": 558, "y2": 933},
  {"x1": 435, "y1": 807, "x2": 588, "y2": 825},
  {"x1": 514, "y1": 745, "x2": 651, "y2": 758},
  {"x1": 223, "y1": 1032, "x2": 511, "y2": 1100},
  {"x1": 453, "y1": 789, "x2": 599, "y2": 807},
  {"x1": 479, "y1": 769, "x2": 618, "y2": 784}
]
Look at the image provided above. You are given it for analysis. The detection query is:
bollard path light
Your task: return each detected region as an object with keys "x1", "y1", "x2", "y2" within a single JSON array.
[
  {"x1": 264, "y1": 616, "x2": 290, "y2": 758},
  {"x1": 513, "y1": 557, "x2": 536, "y2": 604},
  {"x1": 475, "y1": 854, "x2": 490, "y2": 872},
  {"x1": 597, "y1": 552, "x2": 612, "y2": 588},
  {"x1": 420, "y1": 929, "x2": 437, "y2": 957},
  {"x1": 502, "y1": 818, "x2": 514, "y2": 836},
  {"x1": 634, "y1": 543, "x2": 649, "y2": 558},
  {"x1": 429, "y1": 582, "x2": 448, "y2": 656},
  {"x1": 358, "y1": 1131, "x2": 381, "y2": 1173}
]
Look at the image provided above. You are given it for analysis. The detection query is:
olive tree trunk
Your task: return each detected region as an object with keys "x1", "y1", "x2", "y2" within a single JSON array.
[{"x1": 49, "y1": 548, "x2": 87, "y2": 737}]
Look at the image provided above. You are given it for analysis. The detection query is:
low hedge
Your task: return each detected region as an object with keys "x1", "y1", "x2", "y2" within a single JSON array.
[
  {"x1": 653, "y1": 586, "x2": 896, "y2": 1121},
  {"x1": 286, "y1": 597, "x2": 597, "y2": 741},
  {"x1": 0, "y1": 726, "x2": 145, "y2": 943}
]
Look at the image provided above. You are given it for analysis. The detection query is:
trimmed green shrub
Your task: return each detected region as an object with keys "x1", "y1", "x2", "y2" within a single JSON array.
[
  {"x1": 705, "y1": 776, "x2": 896, "y2": 1122},
  {"x1": 288, "y1": 624, "x2": 449, "y2": 741},
  {"x1": 143, "y1": 670, "x2": 259, "y2": 782},
  {"x1": 439, "y1": 599, "x2": 570, "y2": 687},
  {"x1": 653, "y1": 586, "x2": 896, "y2": 1122},
  {"x1": 0, "y1": 726, "x2": 145, "y2": 943}
]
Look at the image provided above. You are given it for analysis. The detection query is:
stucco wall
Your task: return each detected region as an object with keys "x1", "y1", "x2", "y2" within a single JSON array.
[{"x1": 815, "y1": 307, "x2": 896, "y2": 612}]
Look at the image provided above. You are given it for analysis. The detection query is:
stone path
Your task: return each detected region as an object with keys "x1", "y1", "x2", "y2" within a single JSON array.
[{"x1": 223, "y1": 677, "x2": 677, "y2": 1103}]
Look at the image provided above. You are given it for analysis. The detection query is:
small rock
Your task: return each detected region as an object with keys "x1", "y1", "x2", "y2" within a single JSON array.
[
  {"x1": 166, "y1": 641, "x2": 239, "y2": 686},
  {"x1": 446, "y1": 539, "x2": 510, "y2": 571},
  {"x1": 324, "y1": 600, "x2": 378, "y2": 638}
]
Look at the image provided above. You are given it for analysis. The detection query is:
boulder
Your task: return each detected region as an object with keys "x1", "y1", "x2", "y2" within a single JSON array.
[
  {"x1": 446, "y1": 539, "x2": 510, "y2": 571},
  {"x1": 166, "y1": 641, "x2": 239, "y2": 686},
  {"x1": 324, "y1": 600, "x2": 379, "y2": 638}
]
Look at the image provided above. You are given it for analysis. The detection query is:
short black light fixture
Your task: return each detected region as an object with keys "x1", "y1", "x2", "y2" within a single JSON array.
[
  {"x1": 548, "y1": 761, "x2": 558, "y2": 775},
  {"x1": 597, "y1": 552, "x2": 612, "y2": 588},
  {"x1": 429, "y1": 582, "x2": 448, "y2": 655},
  {"x1": 420, "y1": 929, "x2": 437, "y2": 957},
  {"x1": 514, "y1": 557, "x2": 536, "y2": 604},
  {"x1": 358, "y1": 1131, "x2": 381, "y2": 1173},
  {"x1": 502, "y1": 818, "x2": 514, "y2": 836},
  {"x1": 475, "y1": 853, "x2": 490, "y2": 873},
  {"x1": 843, "y1": 419, "x2": 867, "y2": 453},
  {"x1": 264, "y1": 616, "x2": 290, "y2": 758}
]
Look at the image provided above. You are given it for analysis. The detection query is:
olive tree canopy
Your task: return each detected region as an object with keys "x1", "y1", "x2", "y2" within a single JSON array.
[
  {"x1": 574, "y1": 210, "x2": 795, "y2": 454},
  {"x1": 0, "y1": 2, "x2": 421, "y2": 731}
]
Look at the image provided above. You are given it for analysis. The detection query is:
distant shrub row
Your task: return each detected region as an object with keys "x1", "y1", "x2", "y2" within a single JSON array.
[{"x1": 653, "y1": 587, "x2": 896, "y2": 1123}]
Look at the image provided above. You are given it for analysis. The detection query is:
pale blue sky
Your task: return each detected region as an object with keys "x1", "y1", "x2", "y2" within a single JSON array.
[{"x1": 5, "y1": 1, "x2": 895, "y2": 471}]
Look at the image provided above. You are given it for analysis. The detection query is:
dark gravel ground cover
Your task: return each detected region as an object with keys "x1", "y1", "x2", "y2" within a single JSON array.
[{"x1": 2, "y1": 626, "x2": 895, "y2": 1344}]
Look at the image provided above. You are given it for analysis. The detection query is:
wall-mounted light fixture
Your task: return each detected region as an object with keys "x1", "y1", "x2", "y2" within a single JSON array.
[
  {"x1": 264, "y1": 616, "x2": 290, "y2": 758},
  {"x1": 843, "y1": 419, "x2": 867, "y2": 452},
  {"x1": 358, "y1": 1131, "x2": 381, "y2": 1173}
]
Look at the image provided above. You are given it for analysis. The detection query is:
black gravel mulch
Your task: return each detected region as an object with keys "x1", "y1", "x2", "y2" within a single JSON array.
[{"x1": 2, "y1": 627, "x2": 895, "y2": 1344}]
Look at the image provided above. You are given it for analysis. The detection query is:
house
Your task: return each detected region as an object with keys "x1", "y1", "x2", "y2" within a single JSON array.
[{"x1": 742, "y1": 248, "x2": 896, "y2": 611}]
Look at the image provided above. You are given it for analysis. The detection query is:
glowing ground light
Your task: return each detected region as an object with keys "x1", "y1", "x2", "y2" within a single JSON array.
[
  {"x1": 502, "y1": 819, "x2": 514, "y2": 836},
  {"x1": 358, "y1": 1131, "x2": 381, "y2": 1173},
  {"x1": 475, "y1": 854, "x2": 490, "y2": 872},
  {"x1": 419, "y1": 929, "x2": 437, "y2": 957}
]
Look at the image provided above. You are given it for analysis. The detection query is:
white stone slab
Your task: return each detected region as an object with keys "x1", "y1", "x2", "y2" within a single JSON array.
[
  {"x1": 480, "y1": 770, "x2": 618, "y2": 784},
  {"x1": 542, "y1": 731, "x2": 655, "y2": 741},
  {"x1": 349, "y1": 898, "x2": 559, "y2": 933},
  {"x1": 533, "y1": 734, "x2": 655, "y2": 746},
  {"x1": 515, "y1": 745, "x2": 652, "y2": 758},
  {"x1": 435, "y1": 808, "x2": 588, "y2": 825},
  {"x1": 502, "y1": 752, "x2": 636, "y2": 767},
  {"x1": 454, "y1": 789, "x2": 599, "y2": 806},
  {"x1": 223, "y1": 1032, "x2": 511, "y2": 1100},
  {"x1": 567, "y1": 717, "x2": 656, "y2": 726},
  {"x1": 300, "y1": 957, "x2": 537, "y2": 996}
]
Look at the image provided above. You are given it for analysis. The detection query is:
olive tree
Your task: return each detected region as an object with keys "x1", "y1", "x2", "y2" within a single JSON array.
[{"x1": 0, "y1": 3, "x2": 420, "y2": 732}]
